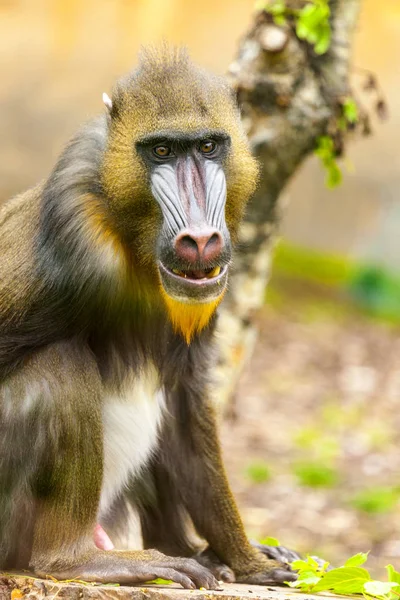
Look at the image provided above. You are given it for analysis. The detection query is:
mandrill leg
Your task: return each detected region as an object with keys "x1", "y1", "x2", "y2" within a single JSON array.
[
  {"x1": 157, "y1": 378, "x2": 297, "y2": 586},
  {"x1": 136, "y1": 461, "x2": 236, "y2": 583}
]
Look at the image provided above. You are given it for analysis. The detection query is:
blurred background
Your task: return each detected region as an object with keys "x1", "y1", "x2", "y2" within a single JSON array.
[{"x1": 1, "y1": 0, "x2": 400, "y2": 577}]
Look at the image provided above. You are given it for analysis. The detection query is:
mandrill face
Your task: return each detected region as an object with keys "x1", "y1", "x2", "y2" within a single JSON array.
[{"x1": 136, "y1": 130, "x2": 232, "y2": 306}]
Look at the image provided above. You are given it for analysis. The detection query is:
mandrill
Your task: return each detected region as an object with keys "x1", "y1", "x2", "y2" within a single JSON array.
[{"x1": 0, "y1": 47, "x2": 295, "y2": 588}]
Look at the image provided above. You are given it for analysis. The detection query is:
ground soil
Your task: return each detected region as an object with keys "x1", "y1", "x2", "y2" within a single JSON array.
[{"x1": 220, "y1": 276, "x2": 400, "y2": 578}]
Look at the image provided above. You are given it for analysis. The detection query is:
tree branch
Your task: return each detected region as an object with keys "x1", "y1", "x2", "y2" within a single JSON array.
[{"x1": 215, "y1": 0, "x2": 363, "y2": 406}]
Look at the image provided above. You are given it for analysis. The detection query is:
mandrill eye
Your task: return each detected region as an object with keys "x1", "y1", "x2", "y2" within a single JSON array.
[
  {"x1": 153, "y1": 145, "x2": 172, "y2": 158},
  {"x1": 199, "y1": 140, "x2": 217, "y2": 155}
]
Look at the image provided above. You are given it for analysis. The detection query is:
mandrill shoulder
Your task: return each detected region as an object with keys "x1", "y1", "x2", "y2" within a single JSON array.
[
  {"x1": 0, "y1": 183, "x2": 44, "y2": 323},
  {"x1": 0, "y1": 116, "x2": 127, "y2": 377},
  {"x1": 0, "y1": 115, "x2": 109, "y2": 312}
]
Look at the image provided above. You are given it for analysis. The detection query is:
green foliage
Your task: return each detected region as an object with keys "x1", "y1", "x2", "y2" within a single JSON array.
[
  {"x1": 245, "y1": 460, "x2": 272, "y2": 483},
  {"x1": 344, "y1": 552, "x2": 370, "y2": 567},
  {"x1": 365, "y1": 581, "x2": 400, "y2": 598},
  {"x1": 256, "y1": 0, "x2": 332, "y2": 54},
  {"x1": 255, "y1": 2, "x2": 364, "y2": 189},
  {"x1": 343, "y1": 97, "x2": 359, "y2": 124},
  {"x1": 387, "y1": 565, "x2": 400, "y2": 592},
  {"x1": 256, "y1": 0, "x2": 287, "y2": 25},
  {"x1": 259, "y1": 536, "x2": 280, "y2": 546},
  {"x1": 349, "y1": 265, "x2": 400, "y2": 320},
  {"x1": 293, "y1": 427, "x2": 340, "y2": 460},
  {"x1": 293, "y1": 460, "x2": 338, "y2": 488},
  {"x1": 314, "y1": 136, "x2": 343, "y2": 189},
  {"x1": 289, "y1": 553, "x2": 400, "y2": 599},
  {"x1": 296, "y1": 0, "x2": 331, "y2": 55},
  {"x1": 270, "y1": 240, "x2": 400, "y2": 325},
  {"x1": 338, "y1": 97, "x2": 360, "y2": 130},
  {"x1": 272, "y1": 240, "x2": 353, "y2": 287},
  {"x1": 350, "y1": 487, "x2": 400, "y2": 515}
]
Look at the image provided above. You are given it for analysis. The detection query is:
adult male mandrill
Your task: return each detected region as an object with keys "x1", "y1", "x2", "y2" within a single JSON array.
[{"x1": 0, "y1": 47, "x2": 295, "y2": 588}]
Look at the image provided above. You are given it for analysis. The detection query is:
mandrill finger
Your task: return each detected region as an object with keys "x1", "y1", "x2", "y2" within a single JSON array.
[
  {"x1": 168, "y1": 558, "x2": 220, "y2": 589},
  {"x1": 269, "y1": 567, "x2": 298, "y2": 583},
  {"x1": 151, "y1": 567, "x2": 196, "y2": 589},
  {"x1": 195, "y1": 547, "x2": 235, "y2": 582}
]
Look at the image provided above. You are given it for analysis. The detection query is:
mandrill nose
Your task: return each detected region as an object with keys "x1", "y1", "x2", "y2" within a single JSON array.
[{"x1": 174, "y1": 229, "x2": 224, "y2": 264}]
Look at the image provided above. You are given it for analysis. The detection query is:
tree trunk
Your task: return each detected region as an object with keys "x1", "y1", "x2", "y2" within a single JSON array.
[{"x1": 216, "y1": 0, "x2": 362, "y2": 406}]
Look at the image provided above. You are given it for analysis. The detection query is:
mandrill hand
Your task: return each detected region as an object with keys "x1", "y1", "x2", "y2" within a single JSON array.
[
  {"x1": 251, "y1": 541, "x2": 332, "y2": 572},
  {"x1": 195, "y1": 545, "x2": 297, "y2": 586},
  {"x1": 235, "y1": 551, "x2": 297, "y2": 586},
  {"x1": 251, "y1": 540, "x2": 302, "y2": 564}
]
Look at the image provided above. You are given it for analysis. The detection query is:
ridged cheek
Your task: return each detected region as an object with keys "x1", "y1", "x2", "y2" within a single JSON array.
[
  {"x1": 151, "y1": 163, "x2": 187, "y2": 236},
  {"x1": 204, "y1": 160, "x2": 227, "y2": 231}
]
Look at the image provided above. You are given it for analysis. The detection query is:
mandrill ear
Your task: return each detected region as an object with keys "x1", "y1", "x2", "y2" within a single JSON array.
[
  {"x1": 102, "y1": 92, "x2": 121, "y2": 120},
  {"x1": 102, "y1": 92, "x2": 113, "y2": 112}
]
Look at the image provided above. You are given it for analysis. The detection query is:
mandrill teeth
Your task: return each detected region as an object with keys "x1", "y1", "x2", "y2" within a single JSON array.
[
  {"x1": 170, "y1": 266, "x2": 222, "y2": 280},
  {"x1": 207, "y1": 266, "x2": 221, "y2": 278}
]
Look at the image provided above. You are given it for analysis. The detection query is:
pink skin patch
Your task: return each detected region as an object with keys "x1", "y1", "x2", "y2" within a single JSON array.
[{"x1": 94, "y1": 524, "x2": 114, "y2": 550}]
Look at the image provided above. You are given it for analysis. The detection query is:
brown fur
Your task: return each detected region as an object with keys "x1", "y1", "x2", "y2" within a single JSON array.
[{"x1": 0, "y1": 47, "x2": 294, "y2": 588}]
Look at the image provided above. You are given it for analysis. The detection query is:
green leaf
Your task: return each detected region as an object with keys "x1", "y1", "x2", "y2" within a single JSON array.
[
  {"x1": 291, "y1": 555, "x2": 327, "y2": 587},
  {"x1": 268, "y1": 0, "x2": 286, "y2": 13},
  {"x1": 351, "y1": 487, "x2": 400, "y2": 514},
  {"x1": 345, "y1": 552, "x2": 369, "y2": 567},
  {"x1": 273, "y1": 13, "x2": 287, "y2": 26},
  {"x1": 146, "y1": 578, "x2": 174, "y2": 585},
  {"x1": 364, "y1": 580, "x2": 399, "y2": 598},
  {"x1": 261, "y1": 0, "x2": 287, "y2": 16},
  {"x1": 295, "y1": 0, "x2": 331, "y2": 54},
  {"x1": 312, "y1": 566, "x2": 371, "y2": 594},
  {"x1": 315, "y1": 134, "x2": 334, "y2": 156},
  {"x1": 298, "y1": 569, "x2": 321, "y2": 580},
  {"x1": 245, "y1": 461, "x2": 271, "y2": 483},
  {"x1": 326, "y1": 161, "x2": 343, "y2": 189},
  {"x1": 296, "y1": 22, "x2": 310, "y2": 40},
  {"x1": 260, "y1": 536, "x2": 280, "y2": 546},
  {"x1": 315, "y1": 136, "x2": 342, "y2": 189},
  {"x1": 343, "y1": 97, "x2": 359, "y2": 124},
  {"x1": 293, "y1": 460, "x2": 338, "y2": 487},
  {"x1": 292, "y1": 557, "x2": 319, "y2": 573},
  {"x1": 314, "y1": 25, "x2": 331, "y2": 54},
  {"x1": 386, "y1": 564, "x2": 400, "y2": 586},
  {"x1": 288, "y1": 575, "x2": 321, "y2": 588}
]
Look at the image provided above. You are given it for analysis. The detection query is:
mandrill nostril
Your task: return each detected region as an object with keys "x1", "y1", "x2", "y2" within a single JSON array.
[
  {"x1": 180, "y1": 235, "x2": 199, "y2": 253},
  {"x1": 174, "y1": 230, "x2": 223, "y2": 264},
  {"x1": 202, "y1": 232, "x2": 223, "y2": 262},
  {"x1": 174, "y1": 234, "x2": 199, "y2": 264}
]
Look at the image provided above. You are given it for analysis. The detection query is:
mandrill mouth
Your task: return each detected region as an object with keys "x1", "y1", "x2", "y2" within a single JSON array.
[
  {"x1": 170, "y1": 266, "x2": 223, "y2": 281},
  {"x1": 158, "y1": 261, "x2": 228, "y2": 302}
]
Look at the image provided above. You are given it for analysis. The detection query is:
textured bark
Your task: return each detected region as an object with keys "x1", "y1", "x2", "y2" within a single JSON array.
[{"x1": 216, "y1": 0, "x2": 362, "y2": 406}]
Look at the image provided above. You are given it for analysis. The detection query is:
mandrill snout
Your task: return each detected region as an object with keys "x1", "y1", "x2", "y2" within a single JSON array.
[{"x1": 174, "y1": 229, "x2": 224, "y2": 264}]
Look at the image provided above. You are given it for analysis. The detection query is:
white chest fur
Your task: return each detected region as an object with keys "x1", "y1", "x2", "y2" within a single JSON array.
[{"x1": 99, "y1": 366, "x2": 164, "y2": 517}]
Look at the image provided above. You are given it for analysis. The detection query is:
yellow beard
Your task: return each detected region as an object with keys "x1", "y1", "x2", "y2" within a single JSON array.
[{"x1": 161, "y1": 287, "x2": 224, "y2": 344}]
